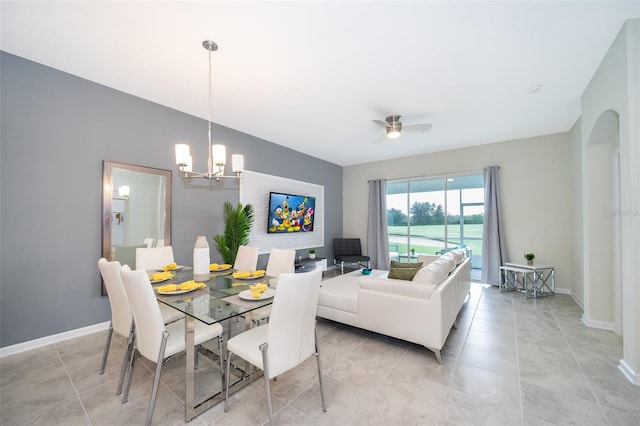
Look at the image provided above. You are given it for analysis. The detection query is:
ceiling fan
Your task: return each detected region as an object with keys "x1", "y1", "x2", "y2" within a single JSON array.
[{"x1": 372, "y1": 115, "x2": 432, "y2": 143}]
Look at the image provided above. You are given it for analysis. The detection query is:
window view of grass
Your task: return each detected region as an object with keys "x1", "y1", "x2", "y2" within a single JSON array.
[
  {"x1": 386, "y1": 174, "x2": 484, "y2": 269},
  {"x1": 388, "y1": 224, "x2": 482, "y2": 258}
]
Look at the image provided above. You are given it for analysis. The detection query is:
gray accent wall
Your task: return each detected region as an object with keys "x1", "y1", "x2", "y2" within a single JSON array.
[{"x1": 0, "y1": 52, "x2": 343, "y2": 347}]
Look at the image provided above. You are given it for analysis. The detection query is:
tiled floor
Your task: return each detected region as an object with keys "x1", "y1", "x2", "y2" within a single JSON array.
[{"x1": 2, "y1": 283, "x2": 639, "y2": 425}]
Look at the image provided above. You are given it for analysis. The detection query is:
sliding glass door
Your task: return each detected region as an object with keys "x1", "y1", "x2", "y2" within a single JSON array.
[{"x1": 386, "y1": 173, "x2": 484, "y2": 279}]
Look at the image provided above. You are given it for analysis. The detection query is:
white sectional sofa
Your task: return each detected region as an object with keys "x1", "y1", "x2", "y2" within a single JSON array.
[{"x1": 316, "y1": 249, "x2": 471, "y2": 362}]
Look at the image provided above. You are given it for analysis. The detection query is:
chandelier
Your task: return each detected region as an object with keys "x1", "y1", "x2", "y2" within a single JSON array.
[{"x1": 174, "y1": 41, "x2": 244, "y2": 181}]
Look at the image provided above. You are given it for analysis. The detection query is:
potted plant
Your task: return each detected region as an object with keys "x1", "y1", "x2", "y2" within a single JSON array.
[
  {"x1": 411, "y1": 248, "x2": 415, "y2": 256},
  {"x1": 524, "y1": 252, "x2": 535, "y2": 266},
  {"x1": 213, "y1": 202, "x2": 255, "y2": 264},
  {"x1": 308, "y1": 248, "x2": 316, "y2": 259}
]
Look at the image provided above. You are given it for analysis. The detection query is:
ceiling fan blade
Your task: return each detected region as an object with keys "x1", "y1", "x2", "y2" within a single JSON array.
[
  {"x1": 372, "y1": 120, "x2": 390, "y2": 128},
  {"x1": 373, "y1": 133, "x2": 388, "y2": 144},
  {"x1": 403, "y1": 123, "x2": 432, "y2": 133}
]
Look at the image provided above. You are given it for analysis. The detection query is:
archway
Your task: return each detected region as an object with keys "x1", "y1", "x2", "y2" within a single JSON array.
[{"x1": 584, "y1": 109, "x2": 620, "y2": 332}]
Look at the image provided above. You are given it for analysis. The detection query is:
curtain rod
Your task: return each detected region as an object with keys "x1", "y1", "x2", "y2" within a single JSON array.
[{"x1": 367, "y1": 166, "x2": 499, "y2": 183}]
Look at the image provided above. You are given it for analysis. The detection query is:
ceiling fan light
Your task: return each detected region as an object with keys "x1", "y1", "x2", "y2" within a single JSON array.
[{"x1": 387, "y1": 130, "x2": 401, "y2": 139}]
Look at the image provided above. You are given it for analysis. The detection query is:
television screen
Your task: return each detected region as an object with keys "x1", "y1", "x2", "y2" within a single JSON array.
[{"x1": 267, "y1": 192, "x2": 316, "y2": 233}]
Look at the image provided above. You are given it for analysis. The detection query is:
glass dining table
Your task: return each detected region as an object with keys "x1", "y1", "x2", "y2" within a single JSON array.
[{"x1": 152, "y1": 267, "x2": 276, "y2": 421}]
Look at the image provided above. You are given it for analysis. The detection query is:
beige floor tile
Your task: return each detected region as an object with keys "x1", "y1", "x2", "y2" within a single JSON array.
[
  {"x1": 4, "y1": 395, "x2": 89, "y2": 426},
  {"x1": 451, "y1": 363, "x2": 522, "y2": 410},
  {"x1": 1, "y1": 283, "x2": 636, "y2": 426},
  {"x1": 0, "y1": 374, "x2": 76, "y2": 423},
  {"x1": 521, "y1": 381, "x2": 607, "y2": 426},
  {"x1": 440, "y1": 389, "x2": 523, "y2": 426},
  {"x1": 352, "y1": 371, "x2": 448, "y2": 425}
]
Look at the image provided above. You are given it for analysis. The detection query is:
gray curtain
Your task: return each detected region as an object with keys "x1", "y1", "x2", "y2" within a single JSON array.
[
  {"x1": 481, "y1": 166, "x2": 507, "y2": 285},
  {"x1": 367, "y1": 179, "x2": 390, "y2": 270}
]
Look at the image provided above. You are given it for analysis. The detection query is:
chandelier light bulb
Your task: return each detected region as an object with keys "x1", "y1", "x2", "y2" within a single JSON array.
[
  {"x1": 232, "y1": 154, "x2": 244, "y2": 173},
  {"x1": 175, "y1": 144, "x2": 191, "y2": 165},
  {"x1": 212, "y1": 144, "x2": 226, "y2": 166}
]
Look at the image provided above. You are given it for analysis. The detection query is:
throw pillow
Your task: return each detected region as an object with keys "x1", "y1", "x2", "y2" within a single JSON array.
[
  {"x1": 388, "y1": 266, "x2": 422, "y2": 281},
  {"x1": 389, "y1": 260, "x2": 423, "y2": 269}
]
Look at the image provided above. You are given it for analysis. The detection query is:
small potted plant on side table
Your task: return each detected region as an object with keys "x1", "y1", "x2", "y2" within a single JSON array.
[
  {"x1": 524, "y1": 253, "x2": 535, "y2": 266},
  {"x1": 308, "y1": 248, "x2": 316, "y2": 259}
]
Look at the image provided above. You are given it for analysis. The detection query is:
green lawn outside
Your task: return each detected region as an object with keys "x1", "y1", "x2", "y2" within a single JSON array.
[
  {"x1": 388, "y1": 224, "x2": 483, "y2": 239},
  {"x1": 388, "y1": 224, "x2": 483, "y2": 258}
]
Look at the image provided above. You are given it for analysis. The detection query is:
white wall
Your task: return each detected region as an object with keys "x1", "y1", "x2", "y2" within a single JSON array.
[
  {"x1": 569, "y1": 119, "x2": 584, "y2": 306},
  {"x1": 580, "y1": 18, "x2": 639, "y2": 384},
  {"x1": 343, "y1": 132, "x2": 575, "y2": 294}
]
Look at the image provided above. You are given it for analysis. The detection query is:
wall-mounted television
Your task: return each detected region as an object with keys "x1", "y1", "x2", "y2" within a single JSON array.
[{"x1": 267, "y1": 191, "x2": 316, "y2": 234}]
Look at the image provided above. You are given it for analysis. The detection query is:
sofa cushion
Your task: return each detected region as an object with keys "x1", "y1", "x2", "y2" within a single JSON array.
[
  {"x1": 388, "y1": 266, "x2": 422, "y2": 280},
  {"x1": 416, "y1": 254, "x2": 439, "y2": 266},
  {"x1": 450, "y1": 249, "x2": 466, "y2": 264},
  {"x1": 413, "y1": 258, "x2": 452, "y2": 285},
  {"x1": 318, "y1": 273, "x2": 359, "y2": 313},
  {"x1": 440, "y1": 254, "x2": 458, "y2": 272},
  {"x1": 359, "y1": 275, "x2": 436, "y2": 299}
]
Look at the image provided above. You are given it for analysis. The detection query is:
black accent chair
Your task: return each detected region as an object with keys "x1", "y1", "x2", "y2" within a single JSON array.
[{"x1": 333, "y1": 238, "x2": 370, "y2": 272}]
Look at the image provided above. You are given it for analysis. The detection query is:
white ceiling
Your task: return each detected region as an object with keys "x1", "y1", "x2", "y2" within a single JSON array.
[{"x1": 2, "y1": 1, "x2": 638, "y2": 166}]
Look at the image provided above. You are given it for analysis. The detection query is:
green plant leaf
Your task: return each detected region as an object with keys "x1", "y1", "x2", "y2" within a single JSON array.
[{"x1": 213, "y1": 202, "x2": 255, "y2": 264}]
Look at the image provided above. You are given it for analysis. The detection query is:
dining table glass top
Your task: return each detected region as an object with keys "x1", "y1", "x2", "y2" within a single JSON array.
[{"x1": 152, "y1": 268, "x2": 277, "y2": 326}]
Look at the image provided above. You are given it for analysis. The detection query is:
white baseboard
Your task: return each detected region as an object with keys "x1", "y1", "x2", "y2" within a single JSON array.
[
  {"x1": 581, "y1": 315, "x2": 614, "y2": 331},
  {"x1": 0, "y1": 321, "x2": 110, "y2": 358},
  {"x1": 570, "y1": 293, "x2": 584, "y2": 309},
  {"x1": 619, "y1": 359, "x2": 640, "y2": 386},
  {"x1": 554, "y1": 287, "x2": 572, "y2": 295}
]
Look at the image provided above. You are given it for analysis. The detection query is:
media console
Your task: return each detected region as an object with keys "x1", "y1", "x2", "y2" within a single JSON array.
[{"x1": 295, "y1": 257, "x2": 327, "y2": 273}]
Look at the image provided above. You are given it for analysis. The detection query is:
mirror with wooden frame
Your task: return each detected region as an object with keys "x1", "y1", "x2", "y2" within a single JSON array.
[{"x1": 102, "y1": 161, "x2": 171, "y2": 294}]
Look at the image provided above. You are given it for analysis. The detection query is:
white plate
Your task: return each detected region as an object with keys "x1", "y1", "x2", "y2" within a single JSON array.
[
  {"x1": 150, "y1": 278, "x2": 171, "y2": 284},
  {"x1": 157, "y1": 287, "x2": 199, "y2": 295},
  {"x1": 238, "y1": 289, "x2": 275, "y2": 300},
  {"x1": 234, "y1": 273, "x2": 266, "y2": 280}
]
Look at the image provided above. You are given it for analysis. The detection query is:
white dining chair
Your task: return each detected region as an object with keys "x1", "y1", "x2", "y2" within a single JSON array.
[
  {"x1": 265, "y1": 248, "x2": 295, "y2": 277},
  {"x1": 233, "y1": 245, "x2": 259, "y2": 271},
  {"x1": 244, "y1": 248, "x2": 295, "y2": 327},
  {"x1": 224, "y1": 268, "x2": 326, "y2": 425},
  {"x1": 135, "y1": 246, "x2": 175, "y2": 271},
  {"x1": 120, "y1": 266, "x2": 224, "y2": 426},
  {"x1": 97, "y1": 258, "x2": 183, "y2": 396}
]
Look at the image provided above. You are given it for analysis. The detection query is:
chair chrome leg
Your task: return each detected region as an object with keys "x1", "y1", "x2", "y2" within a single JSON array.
[
  {"x1": 218, "y1": 335, "x2": 225, "y2": 393},
  {"x1": 224, "y1": 349, "x2": 232, "y2": 412},
  {"x1": 315, "y1": 329, "x2": 327, "y2": 412},
  {"x1": 117, "y1": 326, "x2": 135, "y2": 396},
  {"x1": 122, "y1": 344, "x2": 136, "y2": 404},
  {"x1": 146, "y1": 331, "x2": 168, "y2": 426},
  {"x1": 99, "y1": 322, "x2": 113, "y2": 375},
  {"x1": 260, "y1": 343, "x2": 274, "y2": 426}
]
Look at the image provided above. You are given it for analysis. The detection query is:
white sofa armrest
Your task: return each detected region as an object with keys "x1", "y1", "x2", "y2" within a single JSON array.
[{"x1": 359, "y1": 276, "x2": 436, "y2": 299}]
